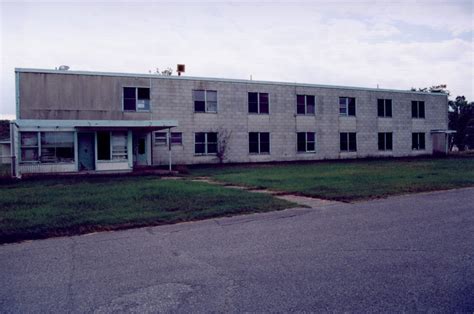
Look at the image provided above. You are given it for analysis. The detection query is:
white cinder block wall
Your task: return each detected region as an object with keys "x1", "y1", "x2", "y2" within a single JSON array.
[{"x1": 151, "y1": 78, "x2": 447, "y2": 165}]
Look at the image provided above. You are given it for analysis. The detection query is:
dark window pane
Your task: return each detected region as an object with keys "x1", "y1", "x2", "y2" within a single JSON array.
[
  {"x1": 97, "y1": 131, "x2": 111, "y2": 160},
  {"x1": 307, "y1": 142, "x2": 315, "y2": 151},
  {"x1": 419, "y1": 133, "x2": 425, "y2": 149},
  {"x1": 412, "y1": 133, "x2": 418, "y2": 149},
  {"x1": 248, "y1": 92, "x2": 258, "y2": 103},
  {"x1": 207, "y1": 133, "x2": 217, "y2": 143},
  {"x1": 137, "y1": 88, "x2": 150, "y2": 100},
  {"x1": 171, "y1": 133, "x2": 182, "y2": 144},
  {"x1": 195, "y1": 143, "x2": 205, "y2": 154},
  {"x1": 349, "y1": 133, "x2": 357, "y2": 151},
  {"x1": 260, "y1": 142, "x2": 270, "y2": 153},
  {"x1": 378, "y1": 133, "x2": 385, "y2": 150},
  {"x1": 378, "y1": 99, "x2": 384, "y2": 117},
  {"x1": 259, "y1": 102, "x2": 269, "y2": 114},
  {"x1": 297, "y1": 104, "x2": 305, "y2": 114},
  {"x1": 249, "y1": 102, "x2": 258, "y2": 113},
  {"x1": 348, "y1": 98, "x2": 356, "y2": 116},
  {"x1": 386, "y1": 133, "x2": 393, "y2": 150},
  {"x1": 124, "y1": 98, "x2": 136, "y2": 111},
  {"x1": 306, "y1": 103, "x2": 315, "y2": 114},
  {"x1": 259, "y1": 93, "x2": 269, "y2": 105},
  {"x1": 307, "y1": 95, "x2": 315, "y2": 106},
  {"x1": 339, "y1": 97, "x2": 346, "y2": 105},
  {"x1": 123, "y1": 87, "x2": 136, "y2": 99},
  {"x1": 307, "y1": 132, "x2": 315, "y2": 142},
  {"x1": 340, "y1": 133, "x2": 348, "y2": 151},
  {"x1": 249, "y1": 132, "x2": 259, "y2": 143},
  {"x1": 195, "y1": 133, "x2": 205, "y2": 143},
  {"x1": 207, "y1": 143, "x2": 217, "y2": 154},
  {"x1": 297, "y1": 95, "x2": 305, "y2": 106},
  {"x1": 297, "y1": 133, "x2": 306, "y2": 152},
  {"x1": 259, "y1": 132, "x2": 270, "y2": 143},
  {"x1": 249, "y1": 142, "x2": 259, "y2": 153},
  {"x1": 412, "y1": 101, "x2": 418, "y2": 118},
  {"x1": 419, "y1": 102, "x2": 425, "y2": 118},
  {"x1": 385, "y1": 101, "x2": 392, "y2": 117},
  {"x1": 194, "y1": 101, "x2": 206, "y2": 112}
]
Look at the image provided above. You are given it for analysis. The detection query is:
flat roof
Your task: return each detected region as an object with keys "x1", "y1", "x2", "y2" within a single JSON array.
[
  {"x1": 15, "y1": 68, "x2": 447, "y2": 97},
  {"x1": 14, "y1": 119, "x2": 178, "y2": 129}
]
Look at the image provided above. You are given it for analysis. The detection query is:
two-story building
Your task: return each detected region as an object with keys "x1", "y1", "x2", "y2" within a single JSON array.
[{"x1": 10, "y1": 68, "x2": 450, "y2": 177}]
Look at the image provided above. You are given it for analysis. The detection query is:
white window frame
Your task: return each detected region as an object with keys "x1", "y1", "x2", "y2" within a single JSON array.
[
  {"x1": 248, "y1": 92, "x2": 270, "y2": 114},
  {"x1": 193, "y1": 90, "x2": 218, "y2": 113},
  {"x1": 249, "y1": 132, "x2": 271, "y2": 155},
  {"x1": 154, "y1": 132, "x2": 183, "y2": 146},
  {"x1": 378, "y1": 132, "x2": 393, "y2": 151},
  {"x1": 339, "y1": 97, "x2": 356, "y2": 116},
  {"x1": 340, "y1": 132, "x2": 357, "y2": 152},
  {"x1": 412, "y1": 101, "x2": 425, "y2": 119},
  {"x1": 377, "y1": 99, "x2": 393, "y2": 118},
  {"x1": 296, "y1": 95, "x2": 316, "y2": 115},
  {"x1": 194, "y1": 132, "x2": 218, "y2": 155},
  {"x1": 412, "y1": 132, "x2": 426, "y2": 150},
  {"x1": 297, "y1": 132, "x2": 316, "y2": 153},
  {"x1": 122, "y1": 87, "x2": 151, "y2": 112}
]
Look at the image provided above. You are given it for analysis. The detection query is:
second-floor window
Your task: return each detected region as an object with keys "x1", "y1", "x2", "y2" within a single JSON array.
[
  {"x1": 339, "y1": 97, "x2": 356, "y2": 116},
  {"x1": 194, "y1": 90, "x2": 217, "y2": 113},
  {"x1": 377, "y1": 99, "x2": 392, "y2": 117},
  {"x1": 412, "y1": 101, "x2": 425, "y2": 118},
  {"x1": 340, "y1": 132, "x2": 357, "y2": 152},
  {"x1": 123, "y1": 87, "x2": 150, "y2": 111},
  {"x1": 297, "y1": 95, "x2": 315, "y2": 115},
  {"x1": 248, "y1": 92, "x2": 269, "y2": 114}
]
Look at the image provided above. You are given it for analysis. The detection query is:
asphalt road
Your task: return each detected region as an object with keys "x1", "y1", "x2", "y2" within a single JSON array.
[{"x1": 1, "y1": 188, "x2": 473, "y2": 312}]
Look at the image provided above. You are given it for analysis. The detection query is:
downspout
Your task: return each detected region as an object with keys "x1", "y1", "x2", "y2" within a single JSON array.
[{"x1": 168, "y1": 127, "x2": 172, "y2": 172}]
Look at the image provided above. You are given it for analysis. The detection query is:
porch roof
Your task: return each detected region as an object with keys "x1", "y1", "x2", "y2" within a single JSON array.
[{"x1": 14, "y1": 119, "x2": 178, "y2": 130}]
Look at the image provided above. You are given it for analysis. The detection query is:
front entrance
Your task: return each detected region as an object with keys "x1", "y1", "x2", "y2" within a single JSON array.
[
  {"x1": 78, "y1": 132, "x2": 95, "y2": 171},
  {"x1": 133, "y1": 133, "x2": 149, "y2": 166}
]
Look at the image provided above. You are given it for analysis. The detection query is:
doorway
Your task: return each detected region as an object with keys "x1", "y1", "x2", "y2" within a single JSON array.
[
  {"x1": 133, "y1": 133, "x2": 149, "y2": 166},
  {"x1": 78, "y1": 133, "x2": 95, "y2": 171}
]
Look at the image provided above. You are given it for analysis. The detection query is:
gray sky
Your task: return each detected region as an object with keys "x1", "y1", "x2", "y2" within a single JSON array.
[{"x1": 1, "y1": 0, "x2": 473, "y2": 119}]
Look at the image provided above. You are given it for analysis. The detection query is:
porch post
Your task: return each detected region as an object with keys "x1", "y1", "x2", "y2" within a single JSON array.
[{"x1": 168, "y1": 127, "x2": 172, "y2": 172}]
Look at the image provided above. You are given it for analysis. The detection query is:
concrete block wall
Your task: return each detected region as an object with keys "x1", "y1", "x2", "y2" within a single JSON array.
[{"x1": 17, "y1": 70, "x2": 448, "y2": 166}]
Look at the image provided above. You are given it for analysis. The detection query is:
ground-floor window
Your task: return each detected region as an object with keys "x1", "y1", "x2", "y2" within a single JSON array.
[
  {"x1": 98, "y1": 131, "x2": 128, "y2": 160},
  {"x1": 340, "y1": 132, "x2": 357, "y2": 152},
  {"x1": 154, "y1": 132, "x2": 183, "y2": 146},
  {"x1": 195, "y1": 132, "x2": 217, "y2": 155},
  {"x1": 297, "y1": 132, "x2": 316, "y2": 152},
  {"x1": 20, "y1": 131, "x2": 74, "y2": 163},
  {"x1": 378, "y1": 132, "x2": 393, "y2": 151},
  {"x1": 412, "y1": 132, "x2": 425, "y2": 150},
  {"x1": 249, "y1": 132, "x2": 270, "y2": 154}
]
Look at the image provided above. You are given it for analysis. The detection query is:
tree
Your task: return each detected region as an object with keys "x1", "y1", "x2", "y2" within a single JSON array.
[
  {"x1": 449, "y1": 96, "x2": 474, "y2": 151},
  {"x1": 215, "y1": 127, "x2": 232, "y2": 164}
]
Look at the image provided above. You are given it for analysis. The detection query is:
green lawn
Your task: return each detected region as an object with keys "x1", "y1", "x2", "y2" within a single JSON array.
[
  {"x1": 190, "y1": 157, "x2": 474, "y2": 201},
  {"x1": 0, "y1": 176, "x2": 294, "y2": 243}
]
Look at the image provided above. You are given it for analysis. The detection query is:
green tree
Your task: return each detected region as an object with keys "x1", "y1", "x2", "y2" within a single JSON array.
[{"x1": 448, "y1": 96, "x2": 474, "y2": 151}]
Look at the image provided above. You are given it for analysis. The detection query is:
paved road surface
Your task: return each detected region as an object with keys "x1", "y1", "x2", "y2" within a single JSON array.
[{"x1": 1, "y1": 188, "x2": 473, "y2": 312}]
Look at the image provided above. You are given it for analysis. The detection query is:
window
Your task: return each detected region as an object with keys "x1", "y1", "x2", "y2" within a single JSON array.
[
  {"x1": 97, "y1": 131, "x2": 128, "y2": 160},
  {"x1": 249, "y1": 132, "x2": 270, "y2": 154},
  {"x1": 20, "y1": 132, "x2": 39, "y2": 162},
  {"x1": 154, "y1": 132, "x2": 183, "y2": 146},
  {"x1": 340, "y1": 132, "x2": 357, "y2": 152},
  {"x1": 123, "y1": 87, "x2": 150, "y2": 111},
  {"x1": 248, "y1": 92, "x2": 269, "y2": 114},
  {"x1": 297, "y1": 95, "x2": 315, "y2": 115},
  {"x1": 111, "y1": 132, "x2": 128, "y2": 160},
  {"x1": 377, "y1": 99, "x2": 392, "y2": 117},
  {"x1": 40, "y1": 132, "x2": 74, "y2": 163},
  {"x1": 297, "y1": 132, "x2": 316, "y2": 152},
  {"x1": 193, "y1": 90, "x2": 217, "y2": 113},
  {"x1": 339, "y1": 97, "x2": 356, "y2": 116},
  {"x1": 378, "y1": 132, "x2": 393, "y2": 151},
  {"x1": 412, "y1": 132, "x2": 426, "y2": 150},
  {"x1": 195, "y1": 132, "x2": 217, "y2": 155},
  {"x1": 412, "y1": 101, "x2": 425, "y2": 118},
  {"x1": 20, "y1": 131, "x2": 74, "y2": 163}
]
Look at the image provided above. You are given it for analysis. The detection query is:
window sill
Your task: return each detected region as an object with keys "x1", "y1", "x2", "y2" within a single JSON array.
[
  {"x1": 297, "y1": 151, "x2": 316, "y2": 154},
  {"x1": 249, "y1": 153, "x2": 271, "y2": 155},
  {"x1": 194, "y1": 154, "x2": 217, "y2": 156},
  {"x1": 340, "y1": 150, "x2": 357, "y2": 153},
  {"x1": 248, "y1": 113, "x2": 270, "y2": 115},
  {"x1": 194, "y1": 111, "x2": 218, "y2": 114},
  {"x1": 377, "y1": 116, "x2": 393, "y2": 119},
  {"x1": 296, "y1": 114, "x2": 316, "y2": 116},
  {"x1": 123, "y1": 110, "x2": 151, "y2": 113},
  {"x1": 339, "y1": 115, "x2": 356, "y2": 117}
]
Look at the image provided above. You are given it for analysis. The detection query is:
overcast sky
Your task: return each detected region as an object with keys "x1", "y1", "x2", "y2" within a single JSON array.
[{"x1": 1, "y1": 0, "x2": 473, "y2": 119}]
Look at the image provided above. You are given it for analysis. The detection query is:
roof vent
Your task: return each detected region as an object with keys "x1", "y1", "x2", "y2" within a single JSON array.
[{"x1": 58, "y1": 65, "x2": 70, "y2": 71}]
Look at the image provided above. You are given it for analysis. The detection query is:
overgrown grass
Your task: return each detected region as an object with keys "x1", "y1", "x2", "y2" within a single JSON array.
[
  {"x1": 0, "y1": 176, "x2": 294, "y2": 243},
  {"x1": 190, "y1": 157, "x2": 474, "y2": 201}
]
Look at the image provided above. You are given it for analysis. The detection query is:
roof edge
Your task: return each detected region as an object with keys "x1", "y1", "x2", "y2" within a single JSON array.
[{"x1": 15, "y1": 67, "x2": 448, "y2": 97}]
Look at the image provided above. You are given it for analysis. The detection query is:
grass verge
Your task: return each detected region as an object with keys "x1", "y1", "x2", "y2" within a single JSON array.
[
  {"x1": 190, "y1": 157, "x2": 474, "y2": 201},
  {"x1": 0, "y1": 176, "x2": 294, "y2": 244}
]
